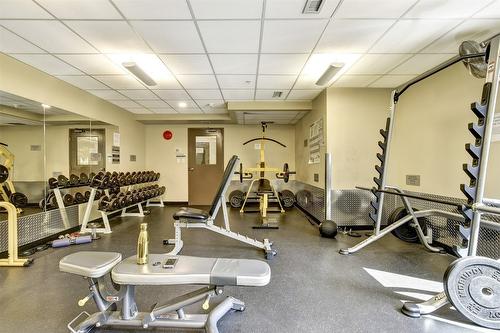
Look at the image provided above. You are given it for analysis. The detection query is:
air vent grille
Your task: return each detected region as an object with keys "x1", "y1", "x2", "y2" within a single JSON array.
[
  {"x1": 272, "y1": 91, "x2": 283, "y2": 98},
  {"x1": 303, "y1": 0, "x2": 324, "y2": 14}
]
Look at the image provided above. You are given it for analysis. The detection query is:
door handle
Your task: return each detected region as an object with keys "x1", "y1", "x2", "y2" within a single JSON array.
[{"x1": 188, "y1": 167, "x2": 195, "y2": 171}]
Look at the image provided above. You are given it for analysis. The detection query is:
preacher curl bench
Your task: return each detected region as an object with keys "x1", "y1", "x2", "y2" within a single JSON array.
[
  {"x1": 60, "y1": 252, "x2": 270, "y2": 333},
  {"x1": 164, "y1": 155, "x2": 276, "y2": 259}
]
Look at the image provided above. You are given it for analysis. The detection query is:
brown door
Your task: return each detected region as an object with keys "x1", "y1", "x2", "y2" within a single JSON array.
[
  {"x1": 69, "y1": 128, "x2": 106, "y2": 175},
  {"x1": 188, "y1": 128, "x2": 224, "y2": 205}
]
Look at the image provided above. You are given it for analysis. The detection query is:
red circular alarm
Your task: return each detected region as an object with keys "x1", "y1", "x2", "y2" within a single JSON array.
[{"x1": 163, "y1": 130, "x2": 173, "y2": 140}]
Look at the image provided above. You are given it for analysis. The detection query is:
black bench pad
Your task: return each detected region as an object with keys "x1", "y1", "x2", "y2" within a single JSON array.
[{"x1": 173, "y1": 207, "x2": 210, "y2": 221}]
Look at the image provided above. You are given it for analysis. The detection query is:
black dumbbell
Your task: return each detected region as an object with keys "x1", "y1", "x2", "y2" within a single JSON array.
[
  {"x1": 94, "y1": 190, "x2": 102, "y2": 200},
  {"x1": 62, "y1": 193, "x2": 74, "y2": 206},
  {"x1": 74, "y1": 192, "x2": 86, "y2": 204},
  {"x1": 160, "y1": 186, "x2": 166, "y2": 195},
  {"x1": 58, "y1": 175, "x2": 69, "y2": 187},
  {"x1": 48, "y1": 177, "x2": 58, "y2": 189},
  {"x1": 84, "y1": 190, "x2": 91, "y2": 201},
  {"x1": 79, "y1": 173, "x2": 89, "y2": 185},
  {"x1": 69, "y1": 174, "x2": 80, "y2": 186}
]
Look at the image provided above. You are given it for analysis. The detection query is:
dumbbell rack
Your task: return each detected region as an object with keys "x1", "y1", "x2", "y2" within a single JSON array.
[
  {"x1": 80, "y1": 183, "x2": 164, "y2": 235},
  {"x1": 51, "y1": 185, "x2": 90, "y2": 229}
]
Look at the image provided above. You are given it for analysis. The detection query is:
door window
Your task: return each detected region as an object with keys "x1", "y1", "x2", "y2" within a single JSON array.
[{"x1": 195, "y1": 135, "x2": 217, "y2": 165}]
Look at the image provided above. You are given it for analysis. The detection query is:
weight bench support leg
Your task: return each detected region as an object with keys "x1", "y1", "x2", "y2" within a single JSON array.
[
  {"x1": 206, "y1": 297, "x2": 245, "y2": 333},
  {"x1": 401, "y1": 291, "x2": 449, "y2": 318}
]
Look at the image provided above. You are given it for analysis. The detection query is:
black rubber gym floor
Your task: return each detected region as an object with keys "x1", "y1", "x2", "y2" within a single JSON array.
[{"x1": 0, "y1": 206, "x2": 487, "y2": 333}]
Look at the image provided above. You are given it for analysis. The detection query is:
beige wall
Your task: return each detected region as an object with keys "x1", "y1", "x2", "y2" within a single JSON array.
[
  {"x1": 145, "y1": 124, "x2": 295, "y2": 202},
  {"x1": 386, "y1": 63, "x2": 500, "y2": 198},
  {"x1": 295, "y1": 90, "x2": 327, "y2": 187},
  {"x1": 0, "y1": 54, "x2": 145, "y2": 171},
  {"x1": 326, "y1": 88, "x2": 391, "y2": 189}
]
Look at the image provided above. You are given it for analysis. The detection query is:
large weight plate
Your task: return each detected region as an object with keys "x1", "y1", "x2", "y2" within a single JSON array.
[
  {"x1": 444, "y1": 256, "x2": 500, "y2": 329},
  {"x1": 0, "y1": 165, "x2": 9, "y2": 183}
]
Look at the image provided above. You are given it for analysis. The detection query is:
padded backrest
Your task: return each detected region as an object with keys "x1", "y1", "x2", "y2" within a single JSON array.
[{"x1": 209, "y1": 155, "x2": 239, "y2": 216}]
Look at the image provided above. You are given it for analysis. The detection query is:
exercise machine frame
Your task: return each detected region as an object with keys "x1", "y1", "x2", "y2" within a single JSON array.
[
  {"x1": 0, "y1": 201, "x2": 32, "y2": 267},
  {"x1": 164, "y1": 155, "x2": 276, "y2": 260}
]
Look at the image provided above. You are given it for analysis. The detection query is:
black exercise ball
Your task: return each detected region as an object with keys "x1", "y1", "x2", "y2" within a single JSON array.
[{"x1": 319, "y1": 220, "x2": 338, "y2": 238}]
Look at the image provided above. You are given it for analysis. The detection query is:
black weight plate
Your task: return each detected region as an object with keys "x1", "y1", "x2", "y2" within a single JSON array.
[
  {"x1": 295, "y1": 190, "x2": 313, "y2": 209},
  {"x1": 280, "y1": 189, "x2": 295, "y2": 209},
  {"x1": 444, "y1": 256, "x2": 500, "y2": 329},
  {"x1": 48, "y1": 177, "x2": 58, "y2": 189},
  {"x1": 229, "y1": 190, "x2": 244, "y2": 208},
  {"x1": 0, "y1": 165, "x2": 9, "y2": 183},
  {"x1": 386, "y1": 207, "x2": 428, "y2": 243}
]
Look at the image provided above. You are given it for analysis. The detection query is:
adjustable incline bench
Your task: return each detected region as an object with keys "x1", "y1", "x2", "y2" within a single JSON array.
[
  {"x1": 59, "y1": 251, "x2": 271, "y2": 333},
  {"x1": 164, "y1": 155, "x2": 276, "y2": 259}
]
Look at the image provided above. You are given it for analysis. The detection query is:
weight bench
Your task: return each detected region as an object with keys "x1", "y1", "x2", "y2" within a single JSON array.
[
  {"x1": 164, "y1": 155, "x2": 276, "y2": 260},
  {"x1": 60, "y1": 251, "x2": 271, "y2": 333}
]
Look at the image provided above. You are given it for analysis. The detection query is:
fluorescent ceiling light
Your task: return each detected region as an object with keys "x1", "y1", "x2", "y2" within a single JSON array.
[
  {"x1": 315, "y1": 64, "x2": 344, "y2": 86},
  {"x1": 107, "y1": 54, "x2": 174, "y2": 85},
  {"x1": 41, "y1": 104, "x2": 51, "y2": 109},
  {"x1": 303, "y1": 54, "x2": 360, "y2": 86},
  {"x1": 122, "y1": 62, "x2": 156, "y2": 86},
  {"x1": 178, "y1": 102, "x2": 187, "y2": 108}
]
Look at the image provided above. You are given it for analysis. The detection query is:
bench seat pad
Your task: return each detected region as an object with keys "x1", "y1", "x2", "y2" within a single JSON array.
[
  {"x1": 112, "y1": 254, "x2": 270, "y2": 287},
  {"x1": 59, "y1": 251, "x2": 122, "y2": 278},
  {"x1": 173, "y1": 207, "x2": 210, "y2": 221}
]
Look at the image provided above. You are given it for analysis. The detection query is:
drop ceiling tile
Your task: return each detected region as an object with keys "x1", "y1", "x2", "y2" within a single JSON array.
[
  {"x1": 335, "y1": 0, "x2": 416, "y2": 18},
  {"x1": 188, "y1": 90, "x2": 223, "y2": 100},
  {"x1": 0, "y1": 26, "x2": 44, "y2": 53},
  {"x1": 390, "y1": 54, "x2": 454, "y2": 75},
  {"x1": 266, "y1": 0, "x2": 341, "y2": 18},
  {"x1": 160, "y1": 55, "x2": 212, "y2": 75},
  {"x1": 316, "y1": 19, "x2": 394, "y2": 53},
  {"x1": 255, "y1": 90, "x2": 289, "y2": 100},
  {"x1": 149, "y1": 108, "x2": 177, "y2": 114},
  {"x1": 348, "y1": 54, "x2": 411, "y2": 75},
  {"x1": 257, "y1": 75, "x2": 296, "y2": 89},
  {"x1": 369, "y1": 75, "x2": 415, "y2": 88},
  {"x1": 197, "y1": 99, "x2": 226, "y2": 109},
  {"x1": 0, "y1": 0, "x2": 52, "y2": 19},
  {"x1": 153, "y1": 90, "x2": 190, "y2": 100},
  {"x1": 423, "y1": 20, "x2": 500, "y2": 53},
  {"x1": 152, "y1": 79, "x2": 183, "y2": 89},
  {"x1": 209, "y1": 54, "x2": 258, "y2": 74},
  {"x1": 0, "y1": 20, "x2": 95, "y2": 53},
  {"x1": 259, "y1": 54, "x2": 308, "y2": 75},
  {"x1": 474, "y1": 1, "x2": 500, "y2": 18},
  {"x1": 198, "y1": 21, "x2": 260, "y2": 53},
  {"x1": 405, "y1": 0, "x2": 491, "y2": 19},
  {"x1": 113, "y1": 0, "x2": 191, "y2": 19},
  {"x1": 169, "y1": 100, "x2": 198, "y2": 110},
  {"x1": 118, "y1": 89, "x2": 158, "y2": 100},
  {"x1": 139, "y1": 100, "x2": 171, "y2": 108},
  {"x1": 294, "y1": 75, "x2": 319, "y2": 89},
  {"x1": 87, "y1": 89, "x2": 128, "y2": 100},
  {"x1": 93, "y1": 75, "x2": 144, "y2": 89},
  {"x1": 65, "y1": 21, "x2": 149, "y2": 53},
  {"x1": 371, "y1": 19, "x2": 460, "y2": 53},
  {"x1": 56, "y1": 75, "x2": 108, "y2": 89},
  {"x1": 131, "y1": 21, "x2": 204, "y2": 53},
  {"x1": 10, "y1": 54, "x2": 82, "y2": 75},
  {"x1": 217, "y1": 75, "x2": 256, "y2": 89},
  {"x1": 191, "y1": 0, "x2": 263, "y2": 19},
  {"x1": 262, "y1": 20, "x2": 328, "y2": 53},
  {"x1": 37, "y1": 0, "x2": 121, "y2": 19},
  {"x1": 125, "y1": 108, "x2": 153, "y2": 114},
  {"x1": 109, "y1": 100, "x2": 142, "y2": 108},
  {"x1": 176, "y1": 75, "x2": 219, "y2": 89},
  {"x1": 287, "y1": 89, "x2": 322, "y2": 100},
  {"x1": 222, "y1": 90, "x2": 254, "y2": 100},
  {"x1": 332, "y1": 75, "x2": 380, "y2": 87},
  {"x1": 57, "y1": 54, "x2": 125, "y2": 74}
]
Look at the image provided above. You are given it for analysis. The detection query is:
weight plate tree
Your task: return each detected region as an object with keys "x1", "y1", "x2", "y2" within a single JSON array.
[{"x1": 444, "y1": 256, "x2": 500, "y2": 329}]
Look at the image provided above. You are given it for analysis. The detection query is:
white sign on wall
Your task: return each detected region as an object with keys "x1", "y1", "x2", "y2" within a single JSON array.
[{"x1": 308, "y1": 118, "x2": 323, "y2": 164}]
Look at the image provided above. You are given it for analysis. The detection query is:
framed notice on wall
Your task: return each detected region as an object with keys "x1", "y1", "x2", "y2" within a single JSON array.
[{"x1": 309, "y1": 118, "x2": 323, "y2": 164}]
